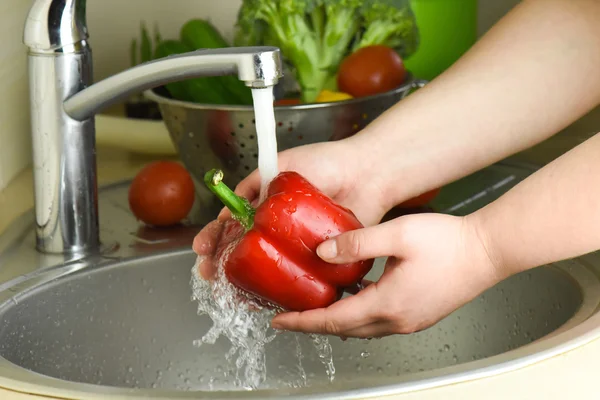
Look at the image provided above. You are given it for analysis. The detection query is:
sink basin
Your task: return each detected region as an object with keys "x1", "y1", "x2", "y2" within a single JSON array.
[
  {"x1": 0, "y1": 251, "x2": 597, "y2": 396},
  {"x1": 1, "y1": 161, "x2": 600, "y2": 399}
]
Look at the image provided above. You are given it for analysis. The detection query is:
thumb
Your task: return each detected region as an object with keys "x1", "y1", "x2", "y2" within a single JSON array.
[{"x1": 316, "y1": 220, "x2": 400, "y2": 264}]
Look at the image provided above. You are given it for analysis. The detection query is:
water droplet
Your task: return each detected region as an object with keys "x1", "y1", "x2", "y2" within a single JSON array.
[{"x1": 360, "y1": 351, "x2": 370, "y2": 358}]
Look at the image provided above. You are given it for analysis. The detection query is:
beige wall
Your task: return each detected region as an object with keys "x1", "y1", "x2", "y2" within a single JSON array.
[
  {"x1": 0, "y1": 0, "x2": 521, "y2": 190},
  {"x1": 0, "y1": 0, "x2": 32, "y2": 190}
]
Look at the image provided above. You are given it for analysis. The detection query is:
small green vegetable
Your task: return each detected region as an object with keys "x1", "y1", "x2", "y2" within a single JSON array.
[
  {"x1": 181, "y1": 19, "x2": 230, "y2": 49},
  {"x1": 154, "y1": 40, "x2": 232, "y2": 105},
  {"x1": 180, "y1": 19, "x2": 253, "y2": 105},
  {"x1": 130, "y1": 21, "x2": 163, "y2": 67},
  {"x1": 140, "y1": 22, "x2": 153, "y2": 64},
  {"x1": 129, "y1": 38, "x2": 138, "y2": 67},
  {"x1": 153, "y1": 22, "x2": 162, "y2": 47}
]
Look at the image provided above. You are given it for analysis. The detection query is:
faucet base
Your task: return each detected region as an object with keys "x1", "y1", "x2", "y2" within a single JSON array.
[{"x1": 27, "y1": 47, "x2": 101, "y2": 256}]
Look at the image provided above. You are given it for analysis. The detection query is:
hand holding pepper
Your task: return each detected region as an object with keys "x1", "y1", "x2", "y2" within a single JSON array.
[
  {"x1": 270, "y1": 213, "x2": 500, "y2": 338},
  {"x1": 193, "y1": 141, "x2": 390, "y2": 282},
  {"x1": 202, "y1": 167, "x2": 375, "y2": 312}
]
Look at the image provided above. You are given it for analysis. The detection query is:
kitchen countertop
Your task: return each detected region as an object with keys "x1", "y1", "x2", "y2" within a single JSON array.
[{"x1": 1, "y1": 106, "x2": 599, "y2": 399}]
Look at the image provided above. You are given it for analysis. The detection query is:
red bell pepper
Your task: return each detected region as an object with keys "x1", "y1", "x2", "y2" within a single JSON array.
[{"x1": 204, "y1": 169, "x2": 374, "y2": 312}]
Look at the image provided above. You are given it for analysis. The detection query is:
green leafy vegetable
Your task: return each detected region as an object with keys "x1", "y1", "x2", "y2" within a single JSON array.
[
  {"x1": 130, "y1": 38, "x2": 138, "y2": 67},
  {"x1": 140, "y1": 22, "x2": 153, "y2": 63},
  {"x1": 354, "y1": 0, "x2": 419, "y2": 57},
  {"x1": 130, "y1": 21, "x2": 163, "y2": 67}
]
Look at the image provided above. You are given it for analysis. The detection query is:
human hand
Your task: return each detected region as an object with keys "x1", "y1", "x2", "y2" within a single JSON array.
[
  {"x1": 193, "y1": 140, "x2": 391, "y2": 280},
  {"x1": 270, "y1": 213, "x2": 503, "y2": 338}
]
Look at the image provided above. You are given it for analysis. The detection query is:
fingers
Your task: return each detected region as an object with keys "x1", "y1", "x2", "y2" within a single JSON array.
[
  {"x1": 271, "y1": 284, "x2": 380, "y2": 336},
  {"x1": 343, "y1": 279, "x2": 375, "y2": 295},
  {"x1": 339, "y1": 321, "x2": 397, "y2": 339},
  {"x1": 197, "y1": 255, "x2": 218, "y2": 280},
  {"x1": 316, "y1": 220, "x2": 400, "y2": 264},
  {"x1": 192, "y1": 220, "x2": 223, "y2": 255},
  {"x1": 193, "y1": 220, "x2": 225, "y2": 281},
  {"x1": 235, "y1": 169, "x2": 262, "y2": 201},
  {"x1": 217, "y1": 170, "x2": 262, "y2": 221},
  {"x1": 217, "y1": 207, "x2": 231, "y2": 222}
]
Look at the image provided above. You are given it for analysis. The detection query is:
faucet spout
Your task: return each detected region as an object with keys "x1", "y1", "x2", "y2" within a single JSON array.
[
  {"x1": 23, "y1": 0, "x2": 283, "y2": 256},
  {"x1": 64, "y1": 47, "x2": 282, "y2": 121}
]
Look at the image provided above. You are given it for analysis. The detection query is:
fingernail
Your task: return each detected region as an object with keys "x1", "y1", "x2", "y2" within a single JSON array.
[{"x1": 317, "y1": 240, "x2": 337, "y2": 260}]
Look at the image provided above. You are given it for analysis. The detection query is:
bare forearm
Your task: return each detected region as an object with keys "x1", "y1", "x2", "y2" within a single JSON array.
[
  {"x1": 352, "y1": 0, "x2": 600, "y2": 208},
  {"x1": 471, "y1": 132, "x2": 600, "y2": 276}
]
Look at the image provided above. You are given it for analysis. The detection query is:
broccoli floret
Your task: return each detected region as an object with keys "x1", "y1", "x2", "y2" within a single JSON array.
[
  {"x1": 233, "y1": 0, "x2": 269, "y2": 47},
  {"x1": 234, "y1": 0, "x2": 362, "y2": 103},
  {"x1": 354, "y1": 0, "x2": 420, "y2": 59}
]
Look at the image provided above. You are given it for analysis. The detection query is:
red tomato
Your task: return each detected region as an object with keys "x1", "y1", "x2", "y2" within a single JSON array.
[
  {"x1": 398, "y1": 188, "x2": 441, "y2": 208},
  {"x1": 274, "y1": 98, "x2": 302, "y2": 106},
  {"x1": 337, "y1": 45, "x2": 407, "y2": 98},
  {"x1": 128, "y1": 161, "x2": 195, "y2": 227}
]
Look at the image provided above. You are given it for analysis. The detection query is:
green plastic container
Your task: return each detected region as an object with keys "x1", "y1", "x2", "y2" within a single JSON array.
[{"x1": 404, "y1": 0, "x2": 478, "y2": 80}]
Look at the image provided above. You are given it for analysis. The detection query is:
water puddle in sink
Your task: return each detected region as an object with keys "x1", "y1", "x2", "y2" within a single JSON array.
[{"x1": 191, "y1": 255, "x2": 335, "y2": 390}]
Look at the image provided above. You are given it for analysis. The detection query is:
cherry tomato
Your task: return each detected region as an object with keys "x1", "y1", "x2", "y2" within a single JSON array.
[
  {"x1": 128, "y1": 161, "x2": 195, "y2": 227},
  {"x1": 337, "y1": 45, "x2": 407, "y2": 98},
  {"x1": 398, "y1": 188, "x2": 441, "y2": 208}
]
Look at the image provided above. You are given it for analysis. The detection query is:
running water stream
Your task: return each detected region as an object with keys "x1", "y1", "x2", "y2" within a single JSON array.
[
  {"x1": 190, "y1": 87, "x2": 336, "y2": 390},
  {"x1": 251, "y1": 87, "x2": 280, "y2": 202}
]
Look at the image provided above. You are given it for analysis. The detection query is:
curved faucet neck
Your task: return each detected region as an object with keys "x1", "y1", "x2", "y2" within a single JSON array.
[
  {"x1": 22, "y1": 0, "x2": 283, "y2": 256},
  {"x1": 24, "y1": 0, "x2": 88, "y2": 53}
]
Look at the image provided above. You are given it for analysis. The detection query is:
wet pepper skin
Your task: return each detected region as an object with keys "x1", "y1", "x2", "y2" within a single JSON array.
[{"x1": 215, "y1": 171, "x2": 374, "y2": 312}]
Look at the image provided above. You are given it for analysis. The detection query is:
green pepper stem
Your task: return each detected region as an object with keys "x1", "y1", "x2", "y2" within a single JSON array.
[{"x1": 204, "y1": 169, "x2": 255, "y2": 230}]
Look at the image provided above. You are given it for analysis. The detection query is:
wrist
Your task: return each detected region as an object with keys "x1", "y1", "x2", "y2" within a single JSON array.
[
  {"x1": 463, "y1": 211, "x2": 515, "y2": 282},
  {"x1": 346, "y1": 123, "x2": 440, "y2": 212}
]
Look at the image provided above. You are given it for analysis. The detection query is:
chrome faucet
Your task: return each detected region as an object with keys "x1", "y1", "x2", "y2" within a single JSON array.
[{"x1": 22, "y1": 0, "x2": 283, "y2": 256}]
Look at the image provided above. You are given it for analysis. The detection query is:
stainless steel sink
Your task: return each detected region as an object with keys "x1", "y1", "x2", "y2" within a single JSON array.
[{"x1": 1, "y1": 161, "x2": 600, "y2": 399}]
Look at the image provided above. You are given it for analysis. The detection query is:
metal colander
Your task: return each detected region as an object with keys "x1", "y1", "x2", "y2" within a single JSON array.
[{"x1": 144, "y1": 77, "x2": 425, "y2": 214}]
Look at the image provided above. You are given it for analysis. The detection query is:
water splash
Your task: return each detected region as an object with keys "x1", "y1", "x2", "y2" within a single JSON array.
[
  {"x1": 190, "y1": 251, "x2": 275, "y2": 389},
  {"x1": 190, "y1": 254, "x2": 336, "y2": 389}
]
